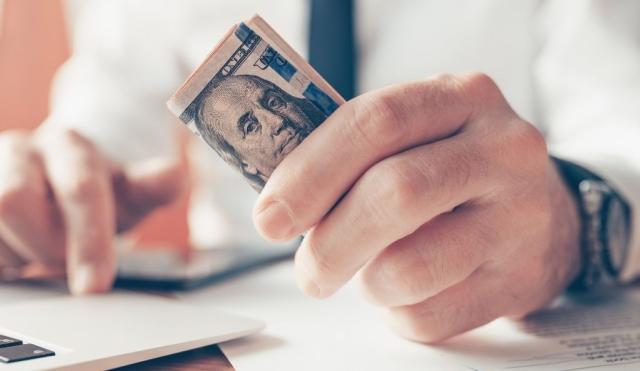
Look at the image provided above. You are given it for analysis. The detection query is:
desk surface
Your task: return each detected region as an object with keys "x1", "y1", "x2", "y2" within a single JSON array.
[
  {"x1": 4, "y1": 261, "x2": 640, "y2": 370},
  {"x1": 175, "y1": 260, "x2": 458, "y2": 371},
  {"x1": 0, "y1": 261, "x2": 459, "y2": 371}
]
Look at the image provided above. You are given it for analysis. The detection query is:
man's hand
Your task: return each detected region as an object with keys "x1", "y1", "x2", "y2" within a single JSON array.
[
  {"x1": 253, "y1": 73, "x2": 582, "y2": 342},
  {"x1": 0, "y1": 126, "x2": 183, "y2": 294}
]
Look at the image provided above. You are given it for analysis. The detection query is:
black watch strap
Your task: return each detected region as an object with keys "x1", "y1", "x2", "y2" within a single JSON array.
[
  {"x1": 553, "y1": 157, "x2": 603, "y2": 190},
  {"x1": 552, "y1": 157, "x2": 617, "y2": 290}
]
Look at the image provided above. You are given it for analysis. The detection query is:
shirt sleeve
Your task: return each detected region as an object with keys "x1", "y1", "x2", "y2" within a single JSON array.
[
  {"x1": 535, "y1": 0, "x2": 640, "y2": 282},
  {"x1": 44, "y1": 0, "x2": 190, "y2": 164}
]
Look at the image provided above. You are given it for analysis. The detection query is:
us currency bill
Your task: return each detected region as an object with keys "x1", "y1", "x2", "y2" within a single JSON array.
[{"x1": 167, "y1": 15, "x2": 344, "y2": 191}]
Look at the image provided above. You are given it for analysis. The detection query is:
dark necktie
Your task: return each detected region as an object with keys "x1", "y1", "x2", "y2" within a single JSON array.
[{"x1": 308, "y1": 0, "x2": 357, "y2": 100}]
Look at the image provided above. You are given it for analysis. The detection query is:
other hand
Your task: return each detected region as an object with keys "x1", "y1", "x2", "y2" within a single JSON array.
[{"x1": 0, "y1": 126, "x2": 183, "y2": 294}]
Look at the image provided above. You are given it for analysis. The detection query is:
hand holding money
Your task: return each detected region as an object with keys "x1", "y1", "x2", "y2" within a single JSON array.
[{"x1": 169, "y1": 16, "x2": 582, "y2": 342}]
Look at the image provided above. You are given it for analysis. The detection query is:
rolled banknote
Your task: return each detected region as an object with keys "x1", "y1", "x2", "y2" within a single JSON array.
[{"x1": 167, "y1": 15, "x2": 344, "y2": 191}]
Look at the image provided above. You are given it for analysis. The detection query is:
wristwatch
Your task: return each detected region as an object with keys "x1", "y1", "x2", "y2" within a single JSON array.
[{"x1": 553, "y1": 158, "x2": 632, "y2": 290}]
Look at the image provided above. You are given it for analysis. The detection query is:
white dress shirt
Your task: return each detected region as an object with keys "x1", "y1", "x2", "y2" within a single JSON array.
[{"x1": 47, "y1": 0, "x2": 640, "y2": 281}]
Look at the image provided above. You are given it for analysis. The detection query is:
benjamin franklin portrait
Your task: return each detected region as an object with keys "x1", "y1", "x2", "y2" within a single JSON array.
[{"x1": 194, "y1": 74, "x2": 326, "y2": 190}]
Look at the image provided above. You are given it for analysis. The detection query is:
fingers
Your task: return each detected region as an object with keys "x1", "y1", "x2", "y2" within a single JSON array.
[
  {"x1": 37, "y1": 129, "x2": 116, "y2": 295},
  {"x1": 113, "y1": 158, "x2": 185, "y2": 232},
  {"x1": 19, "y1": 262, "x2": 66, "y2": 280},
  {"x1": 294, "y1": 136, "x2": 495, "y2": 298},
  {"x1": 0, "y1": 236, "x2": 24, "y2": 269},
  {"x1": 0, "y1": 131, "x2": 64, "y2": 265},
  {"x1": 359, "y1": 204, "x2": 498, "y2": 307},
  {"x1": 254, "y1": 75, "x2": 475, "y2": 241},
  {"x1": 386, "y1": 270, "x2": 507, "y2": 343},
  {"x1": 0, "y1": 128, "x2": 175, "y2": 291}
]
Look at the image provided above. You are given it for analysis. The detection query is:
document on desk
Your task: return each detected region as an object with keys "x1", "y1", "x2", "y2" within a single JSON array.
[{"x1": 438, "y1": 286, "x2": 640, "y2": 370}]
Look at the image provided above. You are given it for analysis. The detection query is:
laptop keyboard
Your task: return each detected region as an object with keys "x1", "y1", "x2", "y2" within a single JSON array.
[
  {"x1": 0, "y1": 335, "x2": 54, "y2": 363},
  {"x1": 0, "y1": 336, "x2": 21, "y2": 349}
]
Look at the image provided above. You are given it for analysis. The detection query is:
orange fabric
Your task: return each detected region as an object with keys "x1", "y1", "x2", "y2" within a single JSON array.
[
  {"x1": 0, "y1": 0, "x2": 190, "y2": 251},
  {"x1": 0, "y1": 0, "x2": 69, "y2": 131}
]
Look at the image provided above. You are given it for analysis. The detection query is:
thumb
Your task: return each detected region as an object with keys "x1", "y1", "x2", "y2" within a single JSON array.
[{"x1": 113, "y1": 158, "x2": 186, "y2": 232}]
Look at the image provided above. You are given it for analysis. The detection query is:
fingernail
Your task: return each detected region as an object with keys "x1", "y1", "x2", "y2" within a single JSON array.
[
  {"x1": 254, "y1": 200, "x2": 295, "y2": 241},
  {"x1": 70, "y1": 265, "x2": 95, "y2": 295},
  {"x1": 296, "y1": 269, "x2": 323, "y2": 299},
  {"x1": 296, "y1": 273, "x2": 323, "y2": 298},
  {"x1": 70, "y1": 264, "x2": 112, "y2": 295},
  {"x1": 294, "y1": 248, "x2": 328, "y2": 299}
]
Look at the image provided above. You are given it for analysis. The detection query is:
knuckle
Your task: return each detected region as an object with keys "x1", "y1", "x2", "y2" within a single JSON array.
[
  {"x1": 418, "y1": 74, "x2": 471, "y2": 117},
  {"x1": 491, "y1": 120, "x2": 547, "y2": 183},
  {"x1": 46, "y1": 131, "x2": 105, "y2": 202},
  {"x1": 348, "y1": 93, "x2": 408, "y2": 150},
  {"x1": 410, "y1": 262, "x2": 442, "y2": 298},
  {"x1": 519, "y1": 122, "x2": 548, "y2": 159},
  {"x1": 505, "y1": 122, "x2": 548, "y2": 177},
  {"x1": 369, "y1": 159, "x2": 421, "y2": 214},
  {"x1": 463, "y1": 72, "x2": 498, "y2": 93},
  {"x1": 458, "y1": 72, "x2": 503, "y2": 106},
  {"x1": 395, "y1": 270, "x2": 434, "y2": 306},
  {"x1": 375, "y1": 153, "x2": 460, "y2": 214},
  {"x1": 361, "y1": 257, "x2": 429, "y2": 306},
  {"x1": 423, "y1": 73, "x2": 458, "y2": 99},
  {"x1": 431, "y1": 72, "x2": 458, "y2": 84}
]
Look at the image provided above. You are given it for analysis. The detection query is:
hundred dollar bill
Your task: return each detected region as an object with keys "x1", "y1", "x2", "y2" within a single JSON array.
[{"x1": 167, "y1": 15, "x2": 344, "y2": 191}]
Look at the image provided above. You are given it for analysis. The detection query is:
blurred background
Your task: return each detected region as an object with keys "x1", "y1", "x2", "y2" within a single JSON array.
[
  {"x1": 0, "y1": 0, "x2": 68, "y2": 132},
  {"x1": 0, "y1": 0, "x2": 190, "y2": 251}
]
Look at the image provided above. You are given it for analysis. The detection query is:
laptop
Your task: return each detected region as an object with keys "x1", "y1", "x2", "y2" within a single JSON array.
[
  {"x1": 0, "y1": 240, "x2": 295, "y2": 369},
  {"x1": 0, "y1": 291, "x2": 263, "y2": 370}
]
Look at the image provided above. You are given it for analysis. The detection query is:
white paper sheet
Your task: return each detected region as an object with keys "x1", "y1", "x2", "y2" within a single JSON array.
[
  {"x1": 179, "y1": 261, "x2": 640, "y2": 371},
  {"x1": 439, "y1": 286, "x2": 640, "y2": 370}
]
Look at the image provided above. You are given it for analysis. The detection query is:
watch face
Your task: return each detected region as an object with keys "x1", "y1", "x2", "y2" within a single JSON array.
[{"x1": 605, "y1": 197, "x2": 630, "y2": 274}]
